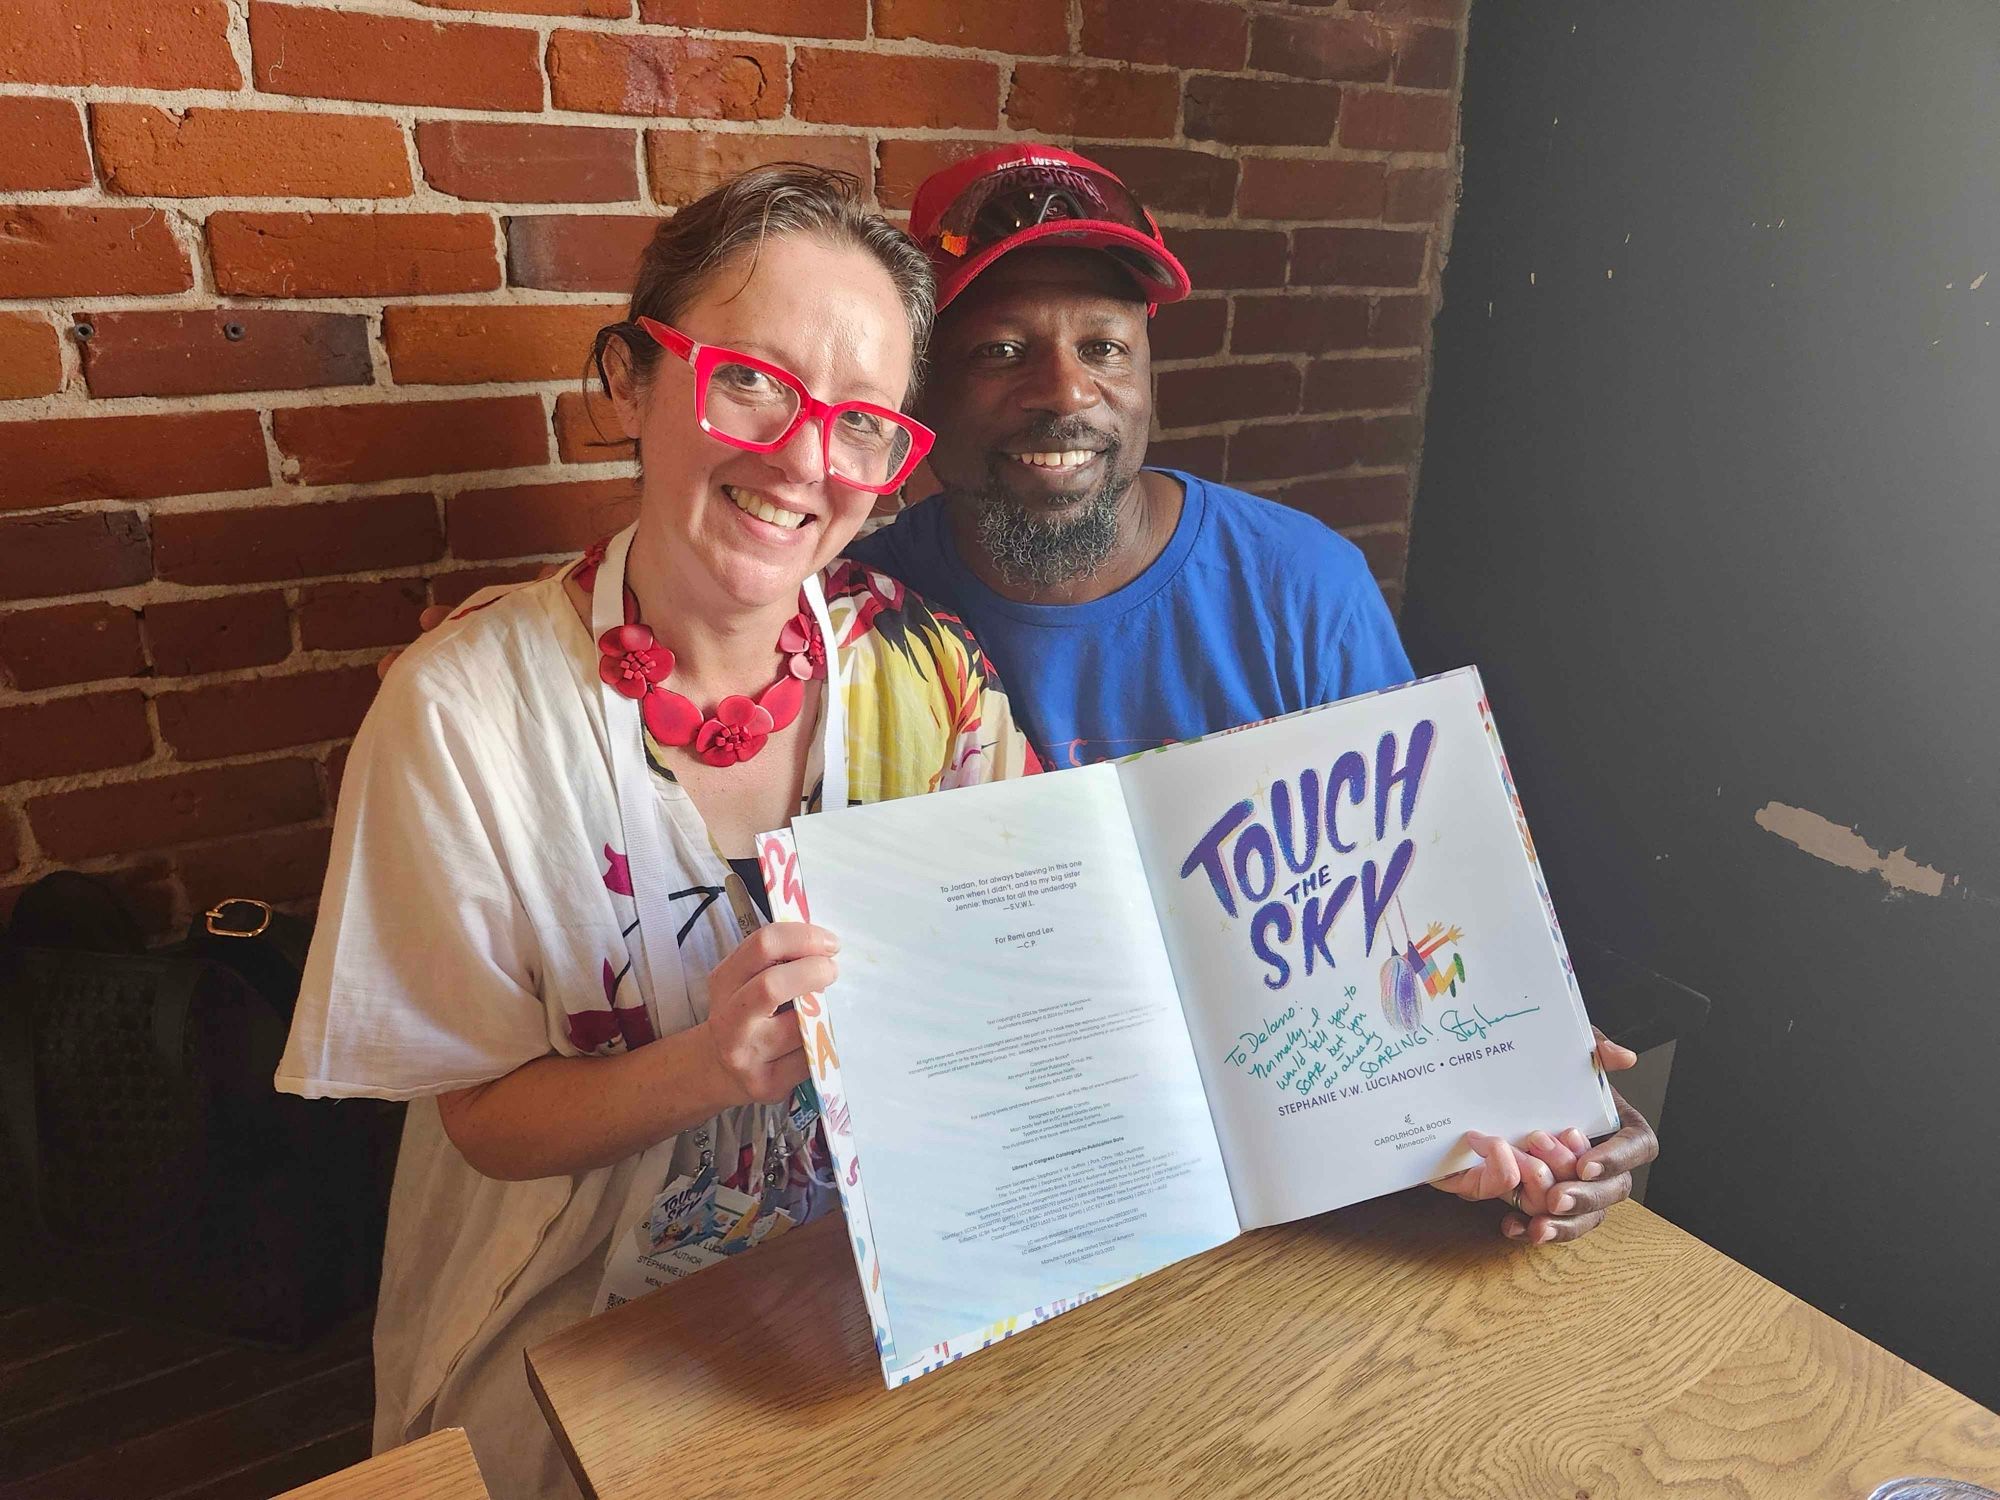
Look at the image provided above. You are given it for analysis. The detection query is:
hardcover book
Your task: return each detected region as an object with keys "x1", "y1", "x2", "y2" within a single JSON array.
[{"x1": 757, "y1": 667, "x2": 1617, "y2": 1387}]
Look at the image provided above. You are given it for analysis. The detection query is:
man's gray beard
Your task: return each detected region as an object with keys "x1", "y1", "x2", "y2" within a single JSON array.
[{"x1": 965, "y1": 470, "x2": 1125, "y2": 591}]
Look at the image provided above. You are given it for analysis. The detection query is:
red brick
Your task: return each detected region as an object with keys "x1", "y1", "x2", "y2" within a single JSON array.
[
  {"x1": 1083, "y1": 146, "x2": 1237, "y2": 219},
  {"x1": 91, "y1": 105, "x2": 413, "y2": 199},
  {"x1": 1008, "y1": 63, "x2": 1179, "y2": 140},
  {"x1": 1155, "y1": 361, "x2": 1301, "y2": 429},
  {"x1": 447, "y1": 477, "x2": 638, "y2": 560},
  {"x1": 1385, "y1": 166, "x2": 1455, "y2": 224},
  {"x1": 0, "y1": 96, "x2": 91, "y2": 190},
  {"x1": 1237, "y1": 158, "x2": 1386, "y2": 221},
  {"x1": 1184, "y1": 77, "x2": 1340, "y2": 147},
  {"x1": 382, "y1": 303, "x2": 619, "y2": 386},
  {"x1": 207, "y1": 211, "x2": 501, "y2": 298},
  {"x1": 157, "y1": 666, "x2": 379, "y2": 761},
  {"x1": 875, "y1": 138, "x2": 990, "y2": 212},
  {"x1": 508, "y1": 214, "x2": 658, "y2": 293},
  {"x1": 1303, "y1": 353, "x2": 1426, "y2": 412},
  {"x1": 78, "y1": 309, "x2": 371, "y2": 399},
  {"x1": 28, "y1": 758, "x2": 323, "y2": 862},
  {"x1": 0, "y1": 691, "x2": 152, "y2": 785},
  {"x1": 0, "y1": 313, "x2": 62, "y2": 399},
  {"x1": 646, "y1": 131, "x2": 870, "y2": 207},
  {"x1": 0, "y1": 814, "x2": 18, "y2": 876},
  {"x1": 297, "y1": 578, "x2": 427, "y2": 652},
  {"x1": 878, "y1": 0, "x2": 1064, "y2": 54},
  {"x1": 1394, "y1": 25, "x2": 1460, "y2": 89},
  {"x1": 639, "y1": 0, "x2": 864, "y2": 37},
  {"x1": 430, "y1": 562, "x2": 547, "y2": 608},
  {"x1": 1292, "y1": 226, "x2": 1427, "y2": 287},
  {"x1": 250, "y1": 3, "x2": 544, "y2": 111},
  {"x1": 1232, "y1": 293, "x2": 1371, "y2": 356},
  {"x1": 1226, "y1": 416, "x2": 1377, "y2": 483},
  {"x1": 1339, "y1": 89, "x2": 1457, "y2": 154},
  {"x1": 1370, "y1": 293, "x2": 1434, "y2": 348},
  {"x1": 272, "y1": 396, "x2": 547, "y2": 486},
  {"x1": 415, "y1": 0, "x2": 626, "y2": 13},
  {"x1": 1350, "y1": 0, "x2": 1466, "y2": 24},
  {"x1": 1146, "y1": 433, "x2": 1226, "y2": 473},
  {"x1": 0, "y1": 511, "x2": 151, "y2": 603},
  {"x1": 154, "y1": 493, "x2": 443, "y2": 586},
  {"x1": 0, "y1": 0, "x2": 239, "y2": 89},
  {"x1": 417, "y1": 121, "x2": 638, "y2": 204},
  {"x1": 1248, "y1": 12, "x2": 1396, "y2": 82},
  {"x1": 0, "y1": 411, "x2": 268, "y2": 510},
  {"x1": 0, "y1": 602, "x2": 144, "y2": 690},
  {"x1": 144, "y1": 592, "x2": 292, "y2": 677},
  {"x1": 1148, "y1": 297, "x2": 1226, "y2": 361},
  {"x1": 547, "y1": 32, "x2": 786, "y2": 120},
  {"x1": 554, "y1": 388, "x2": 633, "y2": 464},
  {"x1": 177, "y1": 824, "x2": 333, "y2": 907},
  {"x1": 793, "y1": 50, "x2": 999, "y2": 131},
  {"x1": 1279, "y1": 471, "x2": 1411, "y2": 530},
  {"x1": 1345, "y1": 525, "x2": 1408, "y2": 578},
  {"x1": 1172, "y1": 228, "x2": 1289, "y2": 291},
  {"x1": 1081, "y1": 0, "x2": 1247, "y2": 70},
  {"x1": 0, "y1": 205, "x2": 191, "y2": 298}
]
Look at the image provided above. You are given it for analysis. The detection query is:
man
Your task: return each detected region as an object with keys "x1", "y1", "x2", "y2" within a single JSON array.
[
  {"x1": 849, "y1": 145, "x2": 1656, "y2": 1242},
  {"x1": 850, "y1": 145, "x2": 1415, "y2": 771}
]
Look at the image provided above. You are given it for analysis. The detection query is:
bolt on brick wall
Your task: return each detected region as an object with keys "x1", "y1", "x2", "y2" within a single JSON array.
[{"x1": 0, "y1": 0, "x2": 1467, "y2": 937}]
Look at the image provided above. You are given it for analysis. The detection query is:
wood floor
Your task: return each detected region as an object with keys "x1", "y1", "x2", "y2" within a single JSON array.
[{"x1": 0, "y1": 1297, "x2": 373, "y2": 1500}]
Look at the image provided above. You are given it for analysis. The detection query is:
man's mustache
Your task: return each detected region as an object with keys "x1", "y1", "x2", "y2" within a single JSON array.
[{"x1": 992, "y1": 419, "x2": 1118, "y2": 454}]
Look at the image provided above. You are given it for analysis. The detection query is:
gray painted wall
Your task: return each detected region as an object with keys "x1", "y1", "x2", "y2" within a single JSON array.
[{"x1": 1402, "y1": 1, "x2": 2000, "y2": 1405}]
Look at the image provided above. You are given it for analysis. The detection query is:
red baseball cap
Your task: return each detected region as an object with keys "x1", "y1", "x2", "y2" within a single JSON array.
[{"x1": 908, "y1": 143, "x2": 1193, "y2": 312}]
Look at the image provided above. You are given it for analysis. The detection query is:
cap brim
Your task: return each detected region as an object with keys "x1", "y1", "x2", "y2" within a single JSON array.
[{"x1": 935, "y1": 219, "x2": 1192, "y2": 310}]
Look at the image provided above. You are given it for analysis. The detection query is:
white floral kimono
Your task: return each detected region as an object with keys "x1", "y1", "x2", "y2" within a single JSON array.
[{"x1": 276, "y1": 555, "x2": 1039, "y2": 1499}]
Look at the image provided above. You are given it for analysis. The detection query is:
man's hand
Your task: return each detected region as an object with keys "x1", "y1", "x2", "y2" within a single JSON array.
[
  {"x1": 377, "y1": 604, "x2": 453, "y2": 680},
  {"x1": 1431, "y1": 1029, "x2": 1660, "y2": 1245},
  {"x1": 378, "y1": 563, "x2": 564, "y2": 680}
]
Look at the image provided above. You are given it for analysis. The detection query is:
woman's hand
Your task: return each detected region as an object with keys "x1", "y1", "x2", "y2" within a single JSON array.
[
  {"x1": 1432, "y1": 1130, "x2": 1559, "y2": 1217},
  {"x1": 699, "y1": 922, "x2": 838, "y2": 1106}
]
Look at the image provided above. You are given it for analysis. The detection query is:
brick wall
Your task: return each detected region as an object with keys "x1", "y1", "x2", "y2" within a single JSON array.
[{"x1": 0, "y1": 0, "x2": 1466, "y2": 936}]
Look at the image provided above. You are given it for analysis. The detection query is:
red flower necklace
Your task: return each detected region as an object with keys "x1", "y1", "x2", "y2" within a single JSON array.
[{"x1": 579, "y1": 541, "x2": 826, "y2": 768}]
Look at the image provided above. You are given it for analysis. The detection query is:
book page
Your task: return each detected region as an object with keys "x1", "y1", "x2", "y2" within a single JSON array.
[
  {"x1": 787, "y1": 765, "x2": 1240, "y2": 1362},
  {"x1": 1116, "y1": 669, "x2": 1618, "y2": 1229}
]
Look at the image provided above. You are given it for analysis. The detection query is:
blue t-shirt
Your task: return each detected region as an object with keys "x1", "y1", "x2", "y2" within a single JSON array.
[{"x1": 844, "y1": 469, "x2": 1413, "y2": 768}]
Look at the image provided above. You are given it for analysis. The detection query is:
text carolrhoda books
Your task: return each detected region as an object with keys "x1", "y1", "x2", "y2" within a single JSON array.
[{"x1": 756, "y1": 666, "x2": 1617, "y2": 1387}]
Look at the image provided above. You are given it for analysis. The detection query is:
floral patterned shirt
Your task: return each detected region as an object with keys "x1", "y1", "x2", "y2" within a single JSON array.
[{"x1": 276, "y1": 556, "x2": 1040, "y2": 1497}]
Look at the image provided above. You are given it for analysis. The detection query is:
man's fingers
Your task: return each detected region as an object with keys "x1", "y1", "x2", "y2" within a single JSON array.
[
  {"x1": 419, "y1": 604, "x2": 451, "y2": 631},
  {"x1": 376, "y1": 647, "x2": 406, "y2": 681},
  {"x1": 1544, "y1": 1171, "x2": 1631, "y2": 1219},
  {"x1": 1577, "y1": 1091, "x2": 1659, "y2": 1181},
  {"x1": 1528, "y1": 1206, "x2": 1607, "y2": 1244},
  {"x1": 1596, "y1": 1034, "x2": 1639, "y2": 1072}
]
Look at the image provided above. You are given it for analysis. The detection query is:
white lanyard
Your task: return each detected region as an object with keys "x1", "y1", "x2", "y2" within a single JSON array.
[{"x1": 591, "y1": 523, "x2": 847, "y2": 1033}]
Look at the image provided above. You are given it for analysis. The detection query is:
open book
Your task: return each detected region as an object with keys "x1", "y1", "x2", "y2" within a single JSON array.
[{"x1": 756, "y1": 667, "x2": 1617, "y2": 1387}]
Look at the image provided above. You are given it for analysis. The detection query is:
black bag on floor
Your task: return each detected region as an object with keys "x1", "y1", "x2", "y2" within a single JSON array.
[{"x1": 0, "y1": 874, "x2": 401, "y2": 1347}]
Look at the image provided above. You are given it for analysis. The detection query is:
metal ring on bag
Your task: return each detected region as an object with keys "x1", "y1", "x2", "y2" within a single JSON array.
[{"x1": 205, "y1": 898, "x2": 273, "y2": 939}]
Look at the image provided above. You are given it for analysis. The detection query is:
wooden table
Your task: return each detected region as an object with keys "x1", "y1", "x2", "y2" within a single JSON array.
[
  {"x1": 273, "y1": 1427, "x2": 491, "y2": 1499},
  {"x1": 527, "y1": 1195, "x2": 2000, "y2": 1499}
]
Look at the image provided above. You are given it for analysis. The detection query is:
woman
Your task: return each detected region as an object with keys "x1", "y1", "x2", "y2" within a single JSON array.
[{"x1": 277, "y1": 167, "x2": 1040, "y2": 1498}]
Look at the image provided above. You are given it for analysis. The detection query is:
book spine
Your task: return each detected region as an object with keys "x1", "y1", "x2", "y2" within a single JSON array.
[
  {"x1": 1464, "y1": 672, "x2": 1620, "y2": 1134},
  {"x1": 755, "y1": 828, "x2": 904, "y2": 1382}
]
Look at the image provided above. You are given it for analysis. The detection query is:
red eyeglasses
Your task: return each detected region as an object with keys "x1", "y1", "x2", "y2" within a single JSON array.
[{"x1": 631, "y1": 316, "x2": 934, "y2": 495}]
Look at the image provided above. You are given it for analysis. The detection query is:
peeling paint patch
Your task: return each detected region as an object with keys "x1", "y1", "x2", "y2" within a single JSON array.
[{"x1": 1753, "y1": 802, "x2": 1950, "y2": 896}]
